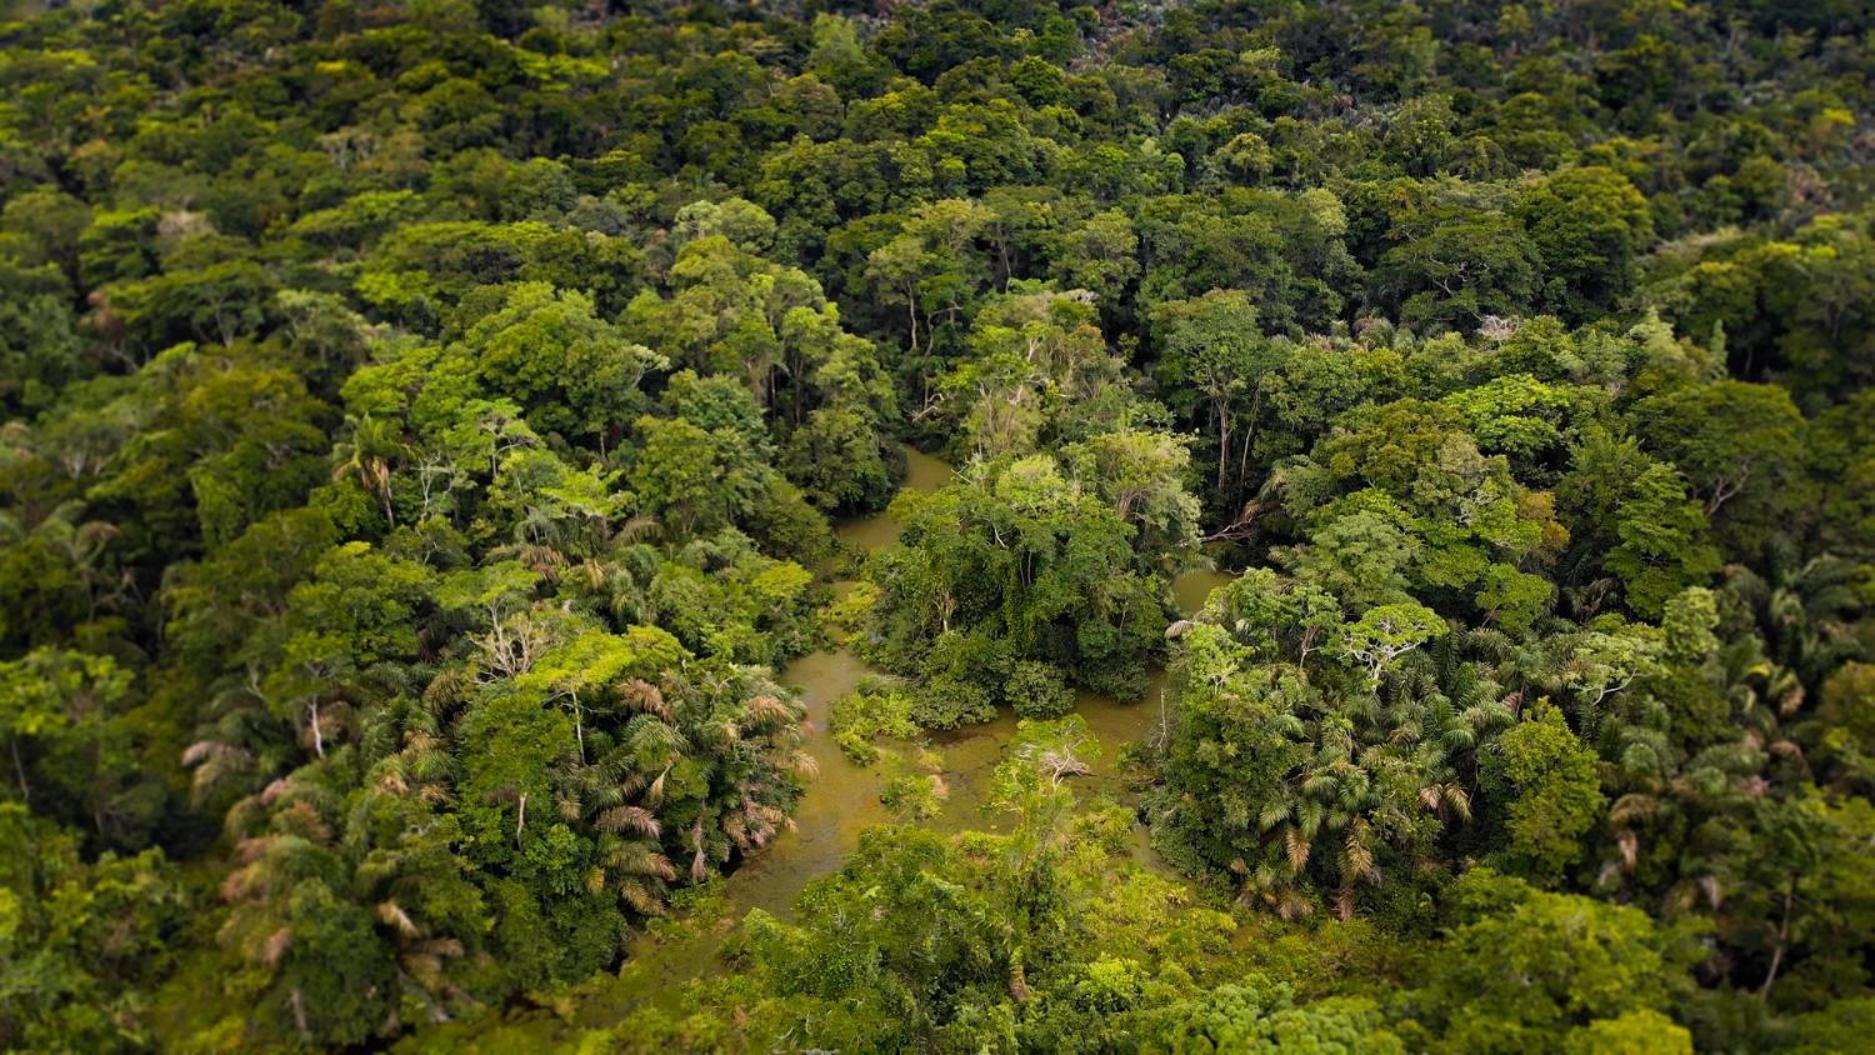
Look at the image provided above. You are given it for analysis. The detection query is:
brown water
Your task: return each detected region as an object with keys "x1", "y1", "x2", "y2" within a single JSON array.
[
  {"x1": 400, "y1": 456, "x2": 1235, "y2": 1048},
  {"x1": 730, "y1": 489, "x2": 1226, "y2": 914},
  {"x1": 730, "y1": 648, "x2": 890, "y2": 914},
  {"x1": 486, "y1": 450, "x2": 965, "y2": 1035},
  {"x1": 924, "y1": 671, "x2": 1173, "y2": 827},
  {"x1": 727, "y1": 659, "x2": 1174, "y2": 915},
  {"x1": 510, "y1": 651, "x2": 887, "y2": 1039},
  {"x1": 719, "y1": 446, "x2": 955, "y2": 913},
  {"x1": 831, "y1": 446, "x2": 955, "y2": 551},
  {"x1": 693, "y1": 559, "x2": 1228, "y2": 924},
  {"x1": 515, "y1": 656, "x2": 1176, "y2": 1043},
  {"x1": 1170, "y1": 565, "x2": 1233, "y2": 617}
]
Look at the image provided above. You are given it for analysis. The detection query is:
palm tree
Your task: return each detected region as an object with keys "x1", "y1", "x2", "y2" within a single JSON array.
[
  {"x1": 332, "y1": 414, "x2": 406, "y2": 526},
  {"x1": 1725, "y1": 549, "x2": 1866, "y2": 692},
  {"x1": 591, "y1": 828, "x2": 678, "y2": 916},
  {"x1": 373, "y1": 900, "x2": 469, "y2": 1023},
  {"x1": 19, "y1": 501, "x2": 123, "y2": 620}
]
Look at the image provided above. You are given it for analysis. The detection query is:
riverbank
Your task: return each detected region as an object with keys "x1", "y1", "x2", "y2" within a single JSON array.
[{"x1": 394, "y1": 450, "x2": 1236, "y2": 1052}]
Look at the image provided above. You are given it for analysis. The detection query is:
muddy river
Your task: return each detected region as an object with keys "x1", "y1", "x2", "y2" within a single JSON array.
[
  {"x1": 729, "y1": 455, "x2": 1235, "y2": 917},
  {"x1": 399, "y1": 451, "x2": 1236, "y2": 1049}
]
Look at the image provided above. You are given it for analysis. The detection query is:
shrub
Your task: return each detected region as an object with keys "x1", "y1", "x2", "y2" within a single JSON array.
[{"x1": 1007, "y1": 660, "x2": 1075, "y2": 719}]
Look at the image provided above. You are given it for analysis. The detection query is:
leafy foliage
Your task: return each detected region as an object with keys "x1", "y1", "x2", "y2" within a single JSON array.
[{"x1": 1, "y1": 0, "x2": 1873, "y2": 1050}]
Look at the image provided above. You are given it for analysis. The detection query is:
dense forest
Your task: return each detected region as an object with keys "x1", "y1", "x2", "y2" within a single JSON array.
[{"x1": 2, "y1": 0, "x2": 1874, "y2": 1050}]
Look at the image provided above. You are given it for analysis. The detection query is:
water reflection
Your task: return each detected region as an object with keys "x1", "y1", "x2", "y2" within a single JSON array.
[
  {"x1": 725, "y1": 469, "x2": 1235, "y2": 921},
  {"x1": 728, "y1": 649, "x2": 888, "y2": 915},
  {"x1": 830, "y1": 447, "x2": 955, "y2": 551},
  {"x1": 451, "y1": 448, "x2": 1239, "y2": 1038},
  {"x1": 1170, "y1": 566, "x2": 1233, "y2": 618}
]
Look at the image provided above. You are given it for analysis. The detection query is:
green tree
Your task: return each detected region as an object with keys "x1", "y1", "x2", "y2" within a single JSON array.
[
  {"x1": 1416, "y1": 871, "x2": 1702, "y2": 1054},
  {"x1": 1481, "y1": 702, "x2": 1606, "y2": 883},
  {"x1": 1632, "y1": 380, "x2": 1807, "y2": 551},
  {"x1": 1518, "y1": 166, "x2": 1655, "y2": 322}
]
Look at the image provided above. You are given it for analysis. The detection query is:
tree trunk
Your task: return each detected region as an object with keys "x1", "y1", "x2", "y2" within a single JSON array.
[
  {"x1": 1240, "y1": 382, "x2": 1263, "y2": 492},
  {"x1": 1215, "y1": 401, "x2": 1230, "y2": 491},
  {"x1": 10, "y1": 738, "x2": 29, "y2": 803},
  {"x1": 573, "y1": 694, "x2": 586, "y2": 764},
  {"x1": 1760, "y1": 883, "x2": 1795, "y2": 1000},
  {"x1": 905, "y1": 284, "x2": 919, "y2": 354}
]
